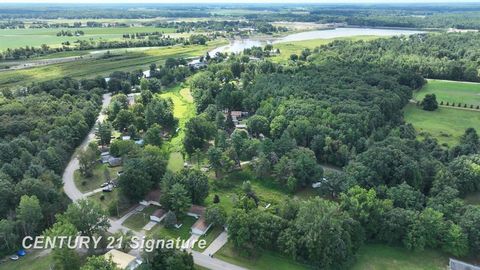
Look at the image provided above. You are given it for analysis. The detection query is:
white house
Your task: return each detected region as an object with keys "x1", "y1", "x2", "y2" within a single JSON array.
[{"x1": 191, "y1": 216, "x2": 212, "y2": 236}]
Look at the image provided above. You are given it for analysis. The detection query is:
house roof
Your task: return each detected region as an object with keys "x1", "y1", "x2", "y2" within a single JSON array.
[
  {"x1": 104, "y1": 249, "x2": 136, "y2": 270},
  {"x1": 188, "y1": 205, "x2": 206, "y2": 216},
  {"x1": 152, "y1": 209, "x2": 166, "y2": 218},
  {"x1": 144, "y1": 189, "x2": 162, "y2": 202},
  {"x1": 230, "y1": 111, "x2": 243, "y2": 117},
  {"x1": 192, "y1": 216, "x2": 210, "y2": 232}
]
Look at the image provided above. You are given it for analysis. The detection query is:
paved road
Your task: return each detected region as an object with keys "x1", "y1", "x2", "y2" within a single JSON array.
[
  {"x1": 192, "y1": 251, "x2": 247, "y2": 270},
  {"x1": 60, "y1": 91, "x2": 246, "y2": 270},
  {"x1": 203, "y1": 231, "x2": 228, "y2": 256},
  {"x1": 62, "y1": 93, "x2": 111, "y2": 201}
]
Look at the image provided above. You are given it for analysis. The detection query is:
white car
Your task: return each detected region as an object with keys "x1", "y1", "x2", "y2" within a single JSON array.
[{"x1": 9, "y1": 255, "x2": 19, "y2": 261}]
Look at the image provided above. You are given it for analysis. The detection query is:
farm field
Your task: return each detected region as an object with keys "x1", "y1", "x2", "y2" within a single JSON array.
[
  {"x1": 404, "y1": 103, "x2": 480, "y2": 146},
  {"x1": 413, "y1": 79, "x2": 480, "y2": 107},
  {"x1": 0, "y1": 39, "x2": 227, "y2": 88},
  {"x1": 0, "y1": 26, "x2": 176, "y2": 50}
]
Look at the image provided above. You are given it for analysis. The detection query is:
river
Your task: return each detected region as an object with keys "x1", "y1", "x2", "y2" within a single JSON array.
[{"x1": 209, "y1": 27, "x2": 425, "y2": 55}]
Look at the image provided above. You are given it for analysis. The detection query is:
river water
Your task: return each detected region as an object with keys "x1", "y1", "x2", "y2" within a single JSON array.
[{"x1": 209, "y1": 27, "x2": 425, "y2": 55}]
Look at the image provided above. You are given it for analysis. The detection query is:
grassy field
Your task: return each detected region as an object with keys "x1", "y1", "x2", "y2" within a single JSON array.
[
  {"x1": 404, "y1": 103, "x2": 480, "y2": 146},
  {"x1": 0, "y1": 26, "x2": 175, "y2": 50},
  {"x1": 0, "y1": 39, "x2": 227, "y2": 88},
  {"x1": 122, "y1": 205, "x2": 159, "y2": 231},
  {"x1": 159, "y1": 84, "x2": 196, "y2": 172},
  {"x1": 216, "y1": 242, "x2": 309, "y2": 270},
  {"x1": 352, "y1": 244, "x2": 448, "y2": 270},
  {"x1": 271, "y1": 36, "x2": 379, "y2": 62},
  {"x1": 0, "y1": 251, "x2": 53, "y2": 270},
  {"x1": 149, "y1": 216, "x2": 196, "y2": 240},
  {"x1": 74, "y1": 163, "x2": 122, "y2": 193},
  {"x1": 413, "y1": 79, "x2": 480, "y2": 107},
  {"x1": 205, "y1": 167, "x2": 298, "y2": 215}
]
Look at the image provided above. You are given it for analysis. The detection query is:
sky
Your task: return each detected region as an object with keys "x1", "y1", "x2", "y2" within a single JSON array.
[{"x1": 0, "y1": 0, "x2": 479, "y2": 3}]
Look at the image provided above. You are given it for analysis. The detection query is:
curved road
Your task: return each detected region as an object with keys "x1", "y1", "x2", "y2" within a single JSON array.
[
  {"x1": 62, "y1": 93, "x2": 111, "y2": 201},
  {"x1": 61, "y1": 92, "x2": 245, "y2": 270}
]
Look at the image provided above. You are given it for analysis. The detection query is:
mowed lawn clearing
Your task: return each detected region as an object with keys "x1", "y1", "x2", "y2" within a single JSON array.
[
  {"x1": 160, "y1": 83, "x2": 196, "y2": 172},
  {"x1": 404, "y1": 103, "x2": 480, "y2": 146},
  {"x1": 413, "y1": 79, "x2": 480, "y2": 108},
  {"x1": 0, "y1": 251, "x2": 54, "y2": 270},
  {"x1": 74, "y1": 163, "x2": 122, "y2": 193},
  {"x1": 215, "y1": 242, "x2": 309, "y2": 270},
  {"x1": 351, "y1": 244, "x2": 448, "y2": 270}
]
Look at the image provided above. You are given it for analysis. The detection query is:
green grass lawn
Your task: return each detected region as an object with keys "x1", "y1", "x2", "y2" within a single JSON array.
[
  {"x1": 216, "y1": 242, "x2": 309, "y2": 270},
  {"x1": 0, "y1": 39, "x2": 227, "y2": 88},
  {"x1": 465, "y1": 191, "x2": 480, "y2": 205},
  {"x1": 351, "y1": 244, "x2": 448, "y2": 270},
  {"x1": 122, "y1": 205, "x2": 159, "y2": 231},
  {"x1": 159, "y1": 84, "x2": 196, "y2": 172},
  {"x1": 0, "y1": 251, "x2": 53, "y2": 270},
  {"x1": 193, "y1": 226, "x2": 224, "y2": 252},
  {"x1": 404, "y1": 103, "x2": 480, "y2": 147},
  {"x1": 74, "y1": 163, "x2": 122, "y2": 193},
  {"x1": 149, "y1": 216, "x2": 196, "y2": 240},
  {"x1": 413, "y1": 79, "x2": 480, "y2": 107},
  {"x1": 271, "y1": 36, "x2": 379, "y2": 62}
]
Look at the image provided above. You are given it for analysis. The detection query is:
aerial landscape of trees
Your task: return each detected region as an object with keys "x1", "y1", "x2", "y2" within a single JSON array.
[{"x1": 0, "y1": 3, "x2": 480, "y2": 270}]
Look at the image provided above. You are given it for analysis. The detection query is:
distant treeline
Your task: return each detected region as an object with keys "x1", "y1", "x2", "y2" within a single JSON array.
[
  {"x1": 310, "y1": 32, "x2": 480, "y2": 82},
  {"x1": 0, "y1": 34, "x2": 213, "y2": 60}
]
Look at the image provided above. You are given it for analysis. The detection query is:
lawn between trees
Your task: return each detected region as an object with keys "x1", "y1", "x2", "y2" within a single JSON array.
[{"x1": 404, "y1": 103, "x2": 480, "y2": 147}]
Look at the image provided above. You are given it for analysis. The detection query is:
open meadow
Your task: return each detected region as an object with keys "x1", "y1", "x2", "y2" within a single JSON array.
[
  {"x1": 404, "y1": 103, "x2": 480, "y2": 146},
  {"x1": 413, "y1": 79, "x2": 480, "y2": 107}
]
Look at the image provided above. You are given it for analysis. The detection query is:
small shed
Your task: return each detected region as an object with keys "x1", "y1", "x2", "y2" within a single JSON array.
[{"x1": 108, "y1": 157, "x2": 122, "y2": 167}]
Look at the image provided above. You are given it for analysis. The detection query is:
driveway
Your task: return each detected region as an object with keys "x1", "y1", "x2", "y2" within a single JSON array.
[{"x1": 203, "y1": 231, "x2": 228, "y2": 256}]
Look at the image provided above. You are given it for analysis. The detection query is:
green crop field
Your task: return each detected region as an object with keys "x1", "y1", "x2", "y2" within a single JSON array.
[
  {"x1": 0, "y1": 39, "x2": 227, "y2": 88},
  {"x1": 404, "y1": 103, "x2": 480, "y2": 146},
  {"x1": 0, "y1": 26, "x2": 176, "y2": 50},
  {"x1": 413, "y1": 79, "x2": 480, "y2": 107}
]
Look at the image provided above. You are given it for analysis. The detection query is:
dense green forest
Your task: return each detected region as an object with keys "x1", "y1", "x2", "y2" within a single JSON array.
[
  {"x1": 0, "y1": 77, "x2": 104, "y2": 256},
  {"x1": 311, "y1": 32, "x2": 480, "y2": 82},
  {"x1": 182, "y1": 32, "x2": 480, "y2": 268},
  {"x1": 1, "y1": 3, "x2": 480, "y2": 267}
]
